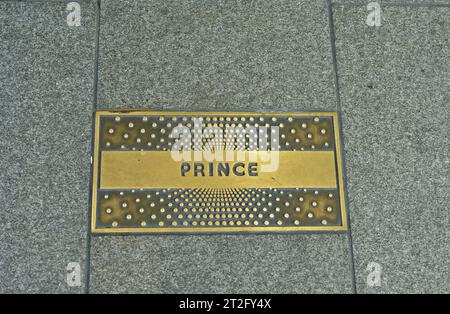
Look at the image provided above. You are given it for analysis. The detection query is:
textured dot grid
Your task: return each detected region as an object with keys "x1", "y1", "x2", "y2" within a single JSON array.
[
  {"x1": 99, "y1": 115, "x2": 335, "y2": 152},
  {"x1": 97, "y1": 188, "x2": 341, "y2": 229}
]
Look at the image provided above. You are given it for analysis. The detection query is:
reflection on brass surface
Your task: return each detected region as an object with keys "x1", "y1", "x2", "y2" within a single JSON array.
[
  {"x1": 100, "y1": 151, "x2": 337, "y2": 189},
  {"x1": 91, "y1": 111, "x2": 347, "y2": 233}
]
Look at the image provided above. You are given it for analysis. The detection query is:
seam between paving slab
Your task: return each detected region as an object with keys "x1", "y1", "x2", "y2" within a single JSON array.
[
  {"x1": 85, "y1": 0, "x2": 101, "y2": 295},
  {"x1": 326, "y1": 0, "x2": 358, "y2": 294}
]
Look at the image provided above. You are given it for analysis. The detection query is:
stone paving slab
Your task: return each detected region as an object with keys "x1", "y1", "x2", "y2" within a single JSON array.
[
  {"x1": 333, "y1": 4, "x2": 449, "y2": 293},
  {"x1": 97, "y1": 0, "x2": 338, "y2": 111},
  {"x1": 0, "y1": 0, "x2": 96, "y2": 293},
  {"x1": 90, "y1": 234, "x2": 353, "y2": 293},
  {"x1": 91, "y1": 0, "x2": 354, "y2": 293}
]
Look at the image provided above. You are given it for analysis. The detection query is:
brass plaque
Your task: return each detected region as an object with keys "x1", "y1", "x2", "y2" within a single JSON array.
[{"x1": 91, "y1": 111, "x2": 347, "y2": 233}]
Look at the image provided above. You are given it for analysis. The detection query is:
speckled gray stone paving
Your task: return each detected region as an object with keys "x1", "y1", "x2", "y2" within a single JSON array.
[
  {"x1": 333, "y1": 4, "x2": 450, "y2": 293},
  {"x1": 0, "y1": 0, "x2": 97, "y2": 293},
  {"x1": 97, "y1": 0, "x2": 338, "y2": 111},
  {"x1": 1, "y1": 0, "x2": 448, "y2": 294},
  {"x1": 90, "y1": 234, "x2": 352, "y2": 293}
]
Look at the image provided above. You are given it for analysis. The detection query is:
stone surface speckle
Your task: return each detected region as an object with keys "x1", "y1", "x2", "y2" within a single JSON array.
[
  {"x1": 91, "y1": 234, "x2": 353, "y2": 293},
  {"x1": 0, "y1": 1, "x2": 96, "y2": 293},
  {"x1": 334, "y1": 5, "x2": 450, "y2": 293},
  {"x1": 97, "y1": 0, "x2": 337, "y2": 111}
]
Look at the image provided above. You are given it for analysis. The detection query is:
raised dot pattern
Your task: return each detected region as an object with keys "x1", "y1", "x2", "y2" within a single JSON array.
[
  {"x1": 100, "y1": 115, "x2": 334, "y2": 151},
  {"x1": 98, "y1": 188, "x2": 340, "y2": 229}
]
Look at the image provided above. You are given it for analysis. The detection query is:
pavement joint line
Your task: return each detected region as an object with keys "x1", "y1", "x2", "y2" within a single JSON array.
[
  {"x1": 84, "y1": 114, "x2": 95, "y2": 295},
  {"x1": 85, "y1": 0, "x2": 101, "y2": 295},
  {"x1": 326, "y1": 0, "x2": 358, "y2": 294}
]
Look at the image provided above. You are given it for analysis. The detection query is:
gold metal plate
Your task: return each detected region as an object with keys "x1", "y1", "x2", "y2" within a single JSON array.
[{"x1": 91, "y1": 111, "x2": 347, "y2": 233}]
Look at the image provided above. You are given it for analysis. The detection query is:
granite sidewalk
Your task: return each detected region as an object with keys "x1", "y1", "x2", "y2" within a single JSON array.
[{"x1": 0, "y1": 0, "x2": 448, "y2": 293}]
